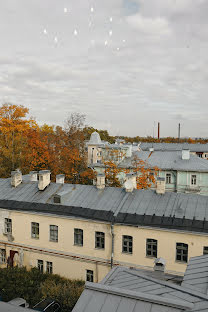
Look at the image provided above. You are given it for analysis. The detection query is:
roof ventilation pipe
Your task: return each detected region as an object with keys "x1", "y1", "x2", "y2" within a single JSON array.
[
  {"x1": 154, "y1": 257, "x2": 166, "y2": 273},
  {"x1": 96, "y1": 173, "x2": 105, "y2": 190},
  {"x1": 56, "y1": 174, "x2": 65, "y2": 184},
  {"x1": 124, "y1": 173, "x2": 137, "y2": 193},
  {"x1": 30, "y1": 171, "x2": 38, "y2": 182},
  {"x1": 38, "y1": 170, "x2": 51, "y2": 191},
  {"x1": 11, "y1": 169, "x2": 22, "y2": 187},
  {"x1": 156, "y1": 177, "x2": 165, "y2": 195}
]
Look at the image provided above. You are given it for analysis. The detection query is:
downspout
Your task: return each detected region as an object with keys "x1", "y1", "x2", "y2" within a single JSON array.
[{"x1": 111, "y1": 222, "x2": 114, "y2": 269}]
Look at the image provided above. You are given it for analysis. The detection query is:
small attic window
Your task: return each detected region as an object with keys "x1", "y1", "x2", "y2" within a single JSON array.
[{"x1": 54, "y1": 195, "x2": 61, "y2": 204}]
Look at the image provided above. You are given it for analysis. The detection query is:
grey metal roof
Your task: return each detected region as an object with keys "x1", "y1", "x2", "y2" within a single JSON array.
[
  {"x1": 73, "y1": 255, "x2": 208, "y2": 312},
  {"x1": 140, "y1": 143, "x2": 208, "y2": 153},
  {"x1": 0, "y1": 302, "x2": 33, "y2": 312},
  {"x1": 2, "y1": 179, "x2": 208, "y2": 232},
  {"x1": 182, "y1": 255, "x2": 208, "y2": 295},
  {"x1": 118, "y1": 151, "x2": 208, "y2": 172}
]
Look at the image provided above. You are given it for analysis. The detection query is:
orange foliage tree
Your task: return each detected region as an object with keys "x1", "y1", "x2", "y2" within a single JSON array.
[{"x1": 0, "y1": 104, "x2": 94, "y2": 184}]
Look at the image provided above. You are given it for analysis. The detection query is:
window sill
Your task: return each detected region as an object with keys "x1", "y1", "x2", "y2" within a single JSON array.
[
  {"x1": 175, "y1": 260, "x2": 187, "y2": 264},
  {"x1": 31, "y1": 237, "x2": 39, "y2": 240},
  {"x1": 95, "y1": 247, "x2": 105, "y2": 250},
  {"x1": 49, "y1": 240, "x2": 58, "y2": 243},
  {"x1": 122, "y1": 252, "x2": 133, "y2": 255},
  {"x1": 146, "y1": 255, "x2": 157, "y2": 259},
  {"x1": 74, "y1": 244, "x2": 83, "y2": 247}
]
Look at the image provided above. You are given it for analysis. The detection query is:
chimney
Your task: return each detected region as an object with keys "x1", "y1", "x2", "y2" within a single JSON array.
[
  {"x1": 149, "y1": 147, "x2": 154, "y2": 152},
  {"x1": 124, "y1": 173, "x2": 137, "y2": 192},
  {"x1": 158, "y1": 122, "x2": 160, "y2": 140},
  {"x1": 11, "y1": 169, "x2": 22, "y2": 187},
  {"x1": 154, "y1": 257, "x2": 166, "y2": 273},
  {"x1": 178, "y1": 123, "x2": 181, "y2": 142},
  {"x1": 38, "y1": 170, "x2": 51, "y2": 191},
  {"x1": 30, "y1": 171, "x2": 38, "y2": 182},
  {"x1": 182, "y1": 149, "x2": 190, "y2": 160},
  {"x1": 56, "y1": 174, "x2": 65, "y2": 184},
  {"x1": 96, "y1": 173, "x2": 105, "y2": 189},
  {"x1": 156, "y1": 177, "x2": 165, "y2": 195}
]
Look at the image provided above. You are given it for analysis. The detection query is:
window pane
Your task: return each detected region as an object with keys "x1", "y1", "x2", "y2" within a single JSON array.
[
  {"x1": 5, "y1": 218, "x2": 12, "y2": 234},
  {"x1": 37, "y1": 260, "x2": 43, "y2": 273},
  {"x1": 0, "y1": 249, "x2": 6, "y2": 264},
  {"x1": 95, "y1": 232, "x2": 105, "y2": 249},
  {"x1": 203, "y1": 246, "x2": 208, "y2": 255},
  {"x1": 86, "y1": 270, "x2": 94, "y2": 282},
  {"x1": 122, "y1": 235, "x2": 133, "y2": 254},
  {"x1": 74, "y1": 228, "x2": 83, "y2": 246},
  {"x1": 146, "y1": 239, "x2": 157, "y2": 258},
  {"x1": 50, "y1": 225, "x2": 58, "y2": 242},
  {"x1": 31, "y1": 222, "x2": 39, "y2": 239},
  {"x1": 46, "y1": 261, "x2": 53, "y2": 274},
  {"x1": 176, "y1": 243, "x2": 188, "y2": 262}
]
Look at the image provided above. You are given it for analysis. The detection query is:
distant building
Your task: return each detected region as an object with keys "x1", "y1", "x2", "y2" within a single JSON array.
[
  {"x1": 87, "y1": 133, "x2": 208, "y2": 195},
  {"x1": 1, "y1": 170, "x2": 208, "y2": 282},
  {"x1": 73, "y1": 254, "x2": 208, "y2": 312}
]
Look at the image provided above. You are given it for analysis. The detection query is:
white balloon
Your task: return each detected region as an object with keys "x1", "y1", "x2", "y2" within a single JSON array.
[
  {"x1": 110, "y1": 17, "x2": 113, "y2": 22},
  {"x1": 117, "y1": 47, "x2": 120, "y2": 51},
  {"x1": 105, "y1": 40, "x2": 108, "y2": 46},
  {"x1": 123, "y1": 39, "x2": 126, "y2": 43},
  {"x1": 74, "y1": 29, "x2": 78, "y2": 36},
  {"x1": 54, "y1": 37, "x2": 58, "y2": 43},
  {"x1": 43, "y1": 29, "x2": 47, "y2": 35},
  {"x1": 64, "y1": 8, "x2": 68, "y2": 13},
  {"x1": 109, "y1": 30, "x2": 112, "y2": 36},
  {"x1": 91, "y1": 7, "x2": 94, "y2": 12}
]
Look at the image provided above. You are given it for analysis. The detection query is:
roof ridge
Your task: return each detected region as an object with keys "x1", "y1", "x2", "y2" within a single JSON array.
[
  {"x1": 121, "y1": 268, "x2": 208, "y2": 301},
  {"x1": 85, "y1": 282, "x2": 194, "y2": 310}
]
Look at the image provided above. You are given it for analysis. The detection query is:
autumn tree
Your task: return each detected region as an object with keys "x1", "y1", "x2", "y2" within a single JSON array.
[
  {"x1": 131, "y1": 155, "x2": 159, "y2": 189},
  {"x1": 0, "y1": 104, "x2": 36, "y2": 177}
]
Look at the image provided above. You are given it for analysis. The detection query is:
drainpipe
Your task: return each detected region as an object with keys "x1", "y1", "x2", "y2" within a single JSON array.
[{"x1": 111, "y1": 222, "x2": 114, "y2": 269}]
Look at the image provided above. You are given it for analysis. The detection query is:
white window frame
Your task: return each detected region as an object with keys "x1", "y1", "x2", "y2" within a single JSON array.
[
  {"x1": 166, "y1": 173, "x2": 171, "y2": 184},
  {"x1": 191, "y1": 174, "x2": 197, "y2": 186},
  {"x1": 4, "y1": 218, "x2": 12, "y2": 234},
  {"x1": 46, "y1": 261, "x2": 53, "y2": 274},
  {"x1": 0, "y1": 249, "x2": 6, "y2": 264},
  {"x1": 50, "y1": 225, "x2": 58, "y2": 242},
  {"x1": 37, "y1": 259, "x2": 44, "y2": 272},
  {"x1": 31, "y1": 222, "x2": 39, "y2": 239}
]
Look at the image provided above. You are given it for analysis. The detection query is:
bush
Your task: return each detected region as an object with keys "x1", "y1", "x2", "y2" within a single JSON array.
[{"x1": 0, "y1": 267, "x2": 84, "y2": 311}]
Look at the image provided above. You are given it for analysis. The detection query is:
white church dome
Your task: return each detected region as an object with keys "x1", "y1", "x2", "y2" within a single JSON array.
[{"x1": 89, "y1": 131, "x2": 102, "y2": 145}]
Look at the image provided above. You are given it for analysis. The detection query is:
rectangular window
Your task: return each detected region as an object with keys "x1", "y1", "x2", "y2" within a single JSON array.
[
  {"x1": 146, "y1": 239, "x2": 157, "y2": 258},
  {"x1": 4, "y1": 218, "x2": 12, "y2": 234},
  {"x1": 86, "y1": 270, "x2": 94, "y2": 282},
  {"x1": 50, "y1": 225, "x2": 58, "y2": 242},
  {"x1": 122, "y1": 235, "x2": 133, "y2": 254},
  {"x1": 166, "y1": 173, "x2": 171, "y2": 184},
  {"x1": 176, "y1": 243, "x2": 188, "y2": 263},
  {"x1": 37, "y1": 260, "x2": 44, "y2": 273},
  {"x1": 95, "y1": 232, "x2": 105, "y2": 249},
  {"x1": 203, "y1": 246, "x2": 208, "y2": 255},
  {"x1": 74, "y1": 228, "x2": 83, "y2": 246},
  {"x1": 191, "y1": 175, "x2": 197, "y2": 185},
  {"x1": 0, "y1": 249, "x2": 6, "y2": 264},
  {"x1": 31, "y1": 222, "x2": 39, "y2": 239},
  {"x1": 46, "y1": 261, "x2": 53, "y2": 274}
]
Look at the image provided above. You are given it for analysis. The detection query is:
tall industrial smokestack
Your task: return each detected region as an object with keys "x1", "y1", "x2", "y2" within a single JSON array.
[
  {"x1": 158, "y1": 122, "x2": 160, "y2": 140},
  {"x1": 178, "y1": 123, "x2": 181, "y2": 142}
]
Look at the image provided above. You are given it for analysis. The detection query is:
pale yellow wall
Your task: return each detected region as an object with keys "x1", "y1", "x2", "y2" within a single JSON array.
[
  {"x1": 1, "y1": 209, "x2": 208, "y2": 281},
  {"x1": 87, "y1": 145, "x2": 102, "y2": 165},
  {"x1": 113, "y1": 225, "x2": 208, "y2": 273}
]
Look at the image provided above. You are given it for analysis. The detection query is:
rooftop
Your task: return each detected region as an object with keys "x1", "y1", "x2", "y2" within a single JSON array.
[
  {"x1": 140, "y1": 142, "x2": 208, "y2": 153},
  {"x1": 73, "y1": 254, "x2": 208, "y2": 312},
  {"x1": 118, "y1": 150, "x2": 208, "y2": 172},
  {"x1": 1, "y1": 178, "x2": 208, "y2": 233}
]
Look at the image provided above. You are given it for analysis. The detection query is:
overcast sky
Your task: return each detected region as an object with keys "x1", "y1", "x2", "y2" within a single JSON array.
[{"x1": 0, "y1": 0, "x2": 208, "y2": 137}]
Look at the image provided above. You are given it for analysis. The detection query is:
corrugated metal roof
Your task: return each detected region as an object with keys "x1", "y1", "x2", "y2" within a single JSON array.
[
  {"x1": 72, "y1": 255, "x2": 208, "y2": 312},
  {"x1": 2, "y1": 179, "x2": 208, "y2": 232},
  {"x1": 119, "y1": 151, "x2": 208, "y2": 172},
  {"x1": 140, "y1": 143, "x2": 208, "y2": 153},
  {"x1": 182, "y1": 255, "x2": 208, "y2": 295}
]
